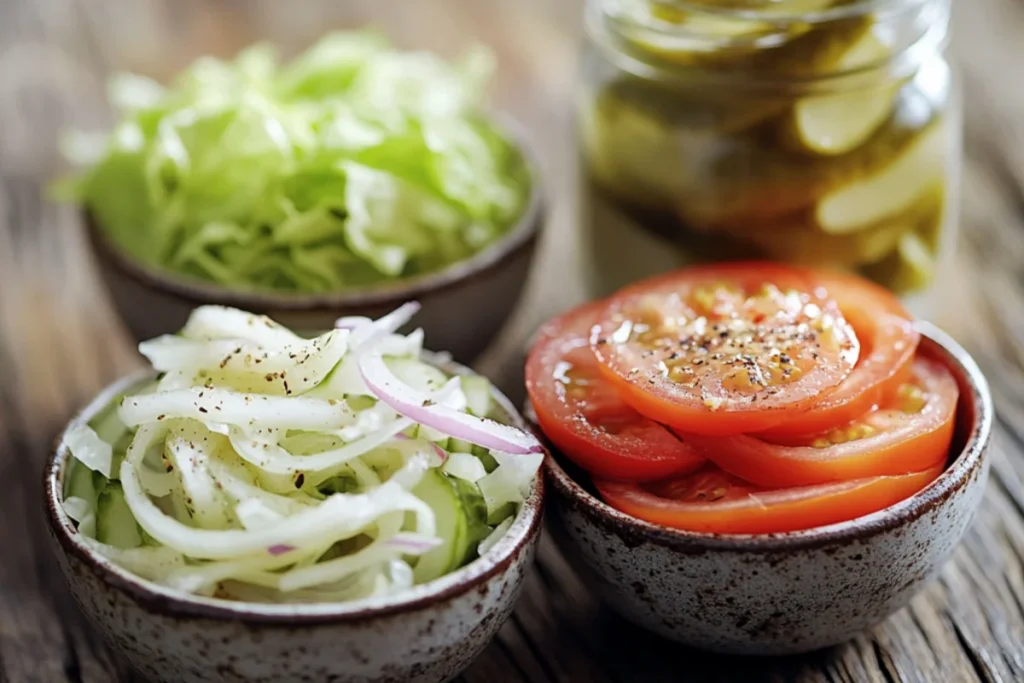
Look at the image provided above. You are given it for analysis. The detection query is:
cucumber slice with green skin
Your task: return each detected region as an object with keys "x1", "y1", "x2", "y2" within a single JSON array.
[
  {"x1": 97, "y1": 482, "x2": 143, "y2": 549},
  {"x1": 410, "y1": 470, "x2": 491, "y2": 584},
  {"x1": 65, "y1": 458, "x2": 101, "y2": 504},
  {"x1": 411, "y1": 470, "x2": 470, "y2": 584},
  {"x1": 486, "y1": 502, "x2": 518, "y2": 527},
  {"x1": 452, "y1": 477, "x2": 492, "y2": 554}
]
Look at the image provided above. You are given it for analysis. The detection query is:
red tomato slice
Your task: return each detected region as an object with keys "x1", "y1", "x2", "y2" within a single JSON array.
[
  {"x1": 756, "y1": 271, "x2": 919, "y2": 439},
  {"x1": 679, "y1": 355, "x2": 958, "y2": 488},
  {"x1": 594, "y1": 464, "x2": 943, "y2": 534},
  {"x1": 525, "y1": 301, "x2": 705, "y2": 482},
  {"x1": 590, "y1": 262, "x2": 860, "y2": 436}
]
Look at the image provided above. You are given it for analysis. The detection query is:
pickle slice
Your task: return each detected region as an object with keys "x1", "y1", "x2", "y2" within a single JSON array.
[
  {"x1": 675, "y1": 88, "x2": 938, "y2": 228},
  {"x1": 815, "y1": 121, "x2": 945, "y2": 233},
  {"x1": 727, "y1": 185, "x2": 943, "y2": 268},
  {"x1": 785, "y1": 32, "x2": 899, "y2": 155},
  {"x1": 581, "y1": 87, "x2": 715, "y2": 210},
  {"x1": 631, "y1": 2, "x2": 861, "y2": 73},
  {"x1": 862, "y1": 230, "x2": 936, "y2": 294},
  {"x1": 736, "y1": 214, "x2": 908, "y2": 267}
]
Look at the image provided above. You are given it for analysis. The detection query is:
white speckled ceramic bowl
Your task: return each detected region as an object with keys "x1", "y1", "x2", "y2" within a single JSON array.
[
  {"x1": 44, "y1": 358, "x2": 544, "y2": 683},
  {"x1": 542, "y1": 323, "x2": 991, "y2": 655},
  {"x1": 82, "y1": 118, "x2": 543, "y2": 364}
]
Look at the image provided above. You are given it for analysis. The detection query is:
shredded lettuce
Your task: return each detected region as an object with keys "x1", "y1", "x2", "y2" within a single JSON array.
[
  {"x1": 60, "y1": 32, "x2": 530, "y2": 293},
  {"x1": 62, "y1": 305, "x2": 539, "y2": 603}
]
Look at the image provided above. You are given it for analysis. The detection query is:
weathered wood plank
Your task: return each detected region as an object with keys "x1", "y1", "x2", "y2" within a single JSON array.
[{"x1": 3, "y1": 0, "x2": 1024, "y2": 682}]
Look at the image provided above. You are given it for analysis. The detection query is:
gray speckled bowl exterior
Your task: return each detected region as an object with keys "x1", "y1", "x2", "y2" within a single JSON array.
[
  {"x1": 45, "y1": 359, "x2": 544, "y2": 683},
  {"x1": 82, "y1": 120, "x2": 543, "y2": 365},
  {"x1": 543, "y1": 323, "x2": 991, "y2": 655}
]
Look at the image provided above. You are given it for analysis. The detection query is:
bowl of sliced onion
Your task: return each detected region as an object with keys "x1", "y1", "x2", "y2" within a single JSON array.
[{"x1": 44, "y1": 303, "x2": 544, "y2": 683}]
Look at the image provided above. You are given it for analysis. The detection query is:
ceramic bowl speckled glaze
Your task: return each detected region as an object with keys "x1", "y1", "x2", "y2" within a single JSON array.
[
  {"x1": 542, "y1": 322, "x2": 991, "y2": 655},
  {"x1": 44, "y1": 359, "x2": 544, "y2": 683},
  {"x1": 82, "y1": 121, "x2": 543, "y2": 364}
]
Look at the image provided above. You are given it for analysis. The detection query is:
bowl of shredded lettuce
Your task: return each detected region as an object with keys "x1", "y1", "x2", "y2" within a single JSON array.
[
  {"x1": 45, "y1": 302, "x2": 544, "y2": 683},
  {"x1": 61, "y1": 31, "x2": 542, "y2": 362}
]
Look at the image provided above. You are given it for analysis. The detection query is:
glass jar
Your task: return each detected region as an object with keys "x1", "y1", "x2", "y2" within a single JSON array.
[{"x1": 577, "y1": 0, "x2": 960, "y2": 315}]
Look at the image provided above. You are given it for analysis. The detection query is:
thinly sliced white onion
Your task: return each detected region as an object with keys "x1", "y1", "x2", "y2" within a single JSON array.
[
  {"x1": 206, "y1": 456, "x2": 316, "y2": 516},
  {"x1": 334, "y1": 316, "x2": 371, "y2": 331},
  {"x1": 165, "y1": 425, "x2": 233, "y2": 529},
  {"x1": 139, "y1": 336, "x2": 247, "y2": 373},
  {"x1": 67, "y1": 302, "x2": 543, "y2": 600},
  {"x1": 84, "y1": 538, "x2": 186, "y2": 581},
  {"x1": 349, "y1": 301, "x2": 420, "y2": 349},
  {"x1": 272, "y1": 532, "x2": 438, "y2": 593},
  {"x1": 385, "y1": 532, "x2": 444, "y2": 554},
  {"x1": 181, "y1": 306, "x2": 302, "y2": 348},
  {"x1": 223, "y1": 417, "x2": 412, "y2": 481},
  {"x1": 386, "y1": 449, "x2": 432, "y2": 491},
  {"x1": 359, "y1": 353, "x2": 542, "y2": 454},
  {"x1": 122, "y1": 447, "x2": 431, "y2": 559},
  {"x1": 162, "y1": 550, "x2": 312, "y2": 594},
  {"x1": 63, "y1": 424, "x2": 113, "y2": 477},
  {"x1": 386, "y1": 559, "x2": 414, "y2": 593},
  {"x1": 119, "y1": 387, "x2": 358, "y2": 430},
  {"x1": 442, "y1": 452, "x2": 487, "y2": 483},
  {"x1": 194, "y1": 329, "x2": 349, "y2": 396},
  {"x1": 235, "y1": 499, "x2": 283, "y2": 531},
  {"x1": 157, "y1": 369, "x2": 194, "y2": 391}
]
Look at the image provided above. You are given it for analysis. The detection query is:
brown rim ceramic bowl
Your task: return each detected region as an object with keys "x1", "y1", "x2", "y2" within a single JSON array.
[
  {"x1": 541, "y1": 322, "x2": 991, "y2": 655},
  {"x1": 44, "y1": 356, "x2": 545, "y2": 683},
  {"x1": 82, "y1": 119, "x2": 543, "y2": 365}
]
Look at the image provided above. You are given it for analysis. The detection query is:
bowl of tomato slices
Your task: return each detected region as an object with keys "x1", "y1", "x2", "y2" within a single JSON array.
[{"x1": 526, "y1": 263, "x2": 991, "y2": 655}]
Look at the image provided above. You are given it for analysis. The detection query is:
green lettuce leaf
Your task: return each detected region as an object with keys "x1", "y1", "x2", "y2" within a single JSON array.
[{"x1": 60, "y1": 31, "x2": 528, "y2": 293}]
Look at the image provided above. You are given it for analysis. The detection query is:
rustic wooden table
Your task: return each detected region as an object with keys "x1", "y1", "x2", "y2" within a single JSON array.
[{"x1": 2, "y1": 1, "x2": 1023, "y2": 681}]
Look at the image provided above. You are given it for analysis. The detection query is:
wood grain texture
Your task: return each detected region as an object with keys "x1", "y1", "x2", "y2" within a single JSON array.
[{"x1": 1, "y1": 0, "x2": 1023, "y2": 681}]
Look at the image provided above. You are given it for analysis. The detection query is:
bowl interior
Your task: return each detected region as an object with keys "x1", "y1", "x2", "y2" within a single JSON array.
[
  {"x1": 45, "y1": 354, "x2": 544, "y2": 622},
  {"x1": 84, "y1": 115, "x2": 544, "y2": 312},
  {"x1": 543, "y1": 321, "x2": 992, "y2": 550}
]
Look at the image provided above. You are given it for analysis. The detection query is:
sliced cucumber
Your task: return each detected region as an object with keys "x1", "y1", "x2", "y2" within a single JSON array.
[
  {"x1": 460, "y1": 375, "x2": 492, "y2": 417},
  {"x1": 452, "y1": 477, "x2": 491, "y2": 553},
  {"x1": 88, "y1": 398, "x2": 129, "y2": 446},
  {"x1": 411, "y1": 470, "x2": 472, "y2": 584},
  {"x1": 65, "y1": 457, "x2": 100, "y2": 504},
  {"x1": 385, "y1": 357, "x2": 449, "y2": 393},
  {"x1": 96, "y1": 482, "x2": 143, "y2": 549},
  {"x1": 486, "y1": 501, "x2": 517, "y2": 527},
  {"x1": 448, "y1": 438, "x2": 475, "y2": 454}
]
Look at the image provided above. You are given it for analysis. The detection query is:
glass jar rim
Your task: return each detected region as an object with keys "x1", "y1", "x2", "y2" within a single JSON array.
[
  {"x1": 620, "y1": 0, "x2": 931, "y2": 26},
  {"x1": 587, "y1": 0, "x2": 950, "y2": 92}
]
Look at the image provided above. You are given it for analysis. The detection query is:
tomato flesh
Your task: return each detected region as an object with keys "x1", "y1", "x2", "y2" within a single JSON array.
[
  {"x1": 678, "y1": 355, "x2": 958, "y2": 488},
  {"x1": 591, "y1": 263, "x2": 860, "y2": 436},
  {"x1": 594, "y1": 465, "x2": 943, "y2": 534},
  {"x1": 525, "y1": 301, "x2": 705, "y2": 482},
  {"x1": 757, "y1": 271, "x2": 919, "y2": 439}
]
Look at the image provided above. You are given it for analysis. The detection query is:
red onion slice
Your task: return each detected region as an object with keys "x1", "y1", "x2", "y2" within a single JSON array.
[
  {"x1": 359, "y1": 353, "x2": 543, "y2": 455},
  {"x1": 267, "y1": 543, "x2": 296, "y2": 556},
  {"x1": 384, "y1": 533, "x2": 443, "y2": 555}
]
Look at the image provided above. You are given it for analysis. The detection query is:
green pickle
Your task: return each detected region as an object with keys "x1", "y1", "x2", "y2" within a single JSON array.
[{"x1": 580, "y1": 0, "x2": 954, "y2": 297}]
